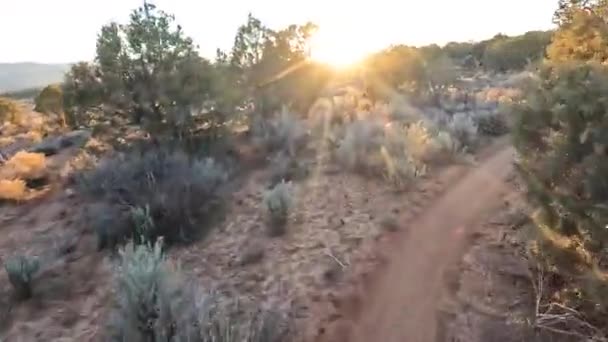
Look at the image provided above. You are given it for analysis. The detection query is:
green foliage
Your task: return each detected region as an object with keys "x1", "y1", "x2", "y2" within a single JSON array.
[
  {"x1": 446, "y1": 113, "x2": 479, "y2": 150},
  {"x1": 268, "y1": 152, "x2": 309, "y2": 186},
  {"x1": 443, "y1": 41, "x2": 475, "y2": 60},
  {"x1": 130, "y1": 204, "x2": 156, "y2": 243},
  {"x1": 78, "y1": 149, "x2": 227, "y2": 248},
  {"x1": 263, "y1": 181, "x2": 293, "y2": 236},
  {"x1": 0, "y1": 97, "x2": 20, "y2": 123},
  {"x1": 109, "y1": 240, "x2": 209, "y2": 341},
  {"x1": 434, "y1": 130, "x2": 463, "y2": 155},
  {"x1": 512, "y1": 62, "x2": 608, "y2": 251},
  {"x1": 472, "y1": 109, "x2": 509, "y2": 136},
  {"x1": 62, "y1": 62, "x2": 104, "y2": 127},
  {"x1": 110, "y1": 241, "x2": 168, "y2": 340},
  {"x1": 66, "y1": 3, "x2": 215, "y2": 136},
  {"x1": 250, "y1": 109, "x2": 308, "y2": 157},
  {"x1": 4, "y1": 255, "x2": 40, "y2": 300},
  {"x1": 364, "y1": 45, "x2": 425, "y2": 93},
  {"x1": 66, "y1": 5, "x2": 326, "y2": 143},
  {"x1": 336, "y1": 118, "x2": 439, "y2": 186},
  {"x1": 336, "y1": 118, "x2": 384, "y2": 171},
  {"x1": 34, "y1": 84, "x2": 64, "y2": 114},
  {"x1": 423, "y1": 55, "x2": 459, "y2": 104},
  {"x1": 110, "y1": 241, "x2": 291, "y2": 341},
  {"x1": 363, "y1": 45, "x2": 458, "y2": 105},
  {"x1": 228, "y1": 13, "x2": 327, "y2": 116},
  {"x1": 482, "y1": 31, "x2": 552, "y2": 71}
]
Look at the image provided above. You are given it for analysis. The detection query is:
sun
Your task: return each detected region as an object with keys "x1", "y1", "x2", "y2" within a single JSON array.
[{"x1": 309, "y1": 26, "x2": 376, "y2": 69}]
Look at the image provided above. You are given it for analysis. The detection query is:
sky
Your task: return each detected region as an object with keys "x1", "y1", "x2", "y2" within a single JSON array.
[{"x1": 0, "y1": 0, "x2": 557, "y2": 64}]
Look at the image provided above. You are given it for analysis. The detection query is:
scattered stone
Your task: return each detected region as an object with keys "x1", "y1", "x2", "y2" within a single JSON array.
[
  {"x1": 238, "y1": 241, "x2": 265, "y2": 266},
  {"x1": 323, "y1": 261, "x2": 343, "y2": 283},
  {"x1": 379, "y1": 214, "x2": 400, "y2": 232},
  {"x1": 59, "y1": 130, "x2": 91, "y2": 148},
  {"x1": 65, "y1": 188, "x2": 75, "y2": 198},
  {"x1": 28, "y1": 130, "x2": 91, "y2": 156},
  {"x1": 29, "y1": 137, "x2": 61, "y2": 156}
]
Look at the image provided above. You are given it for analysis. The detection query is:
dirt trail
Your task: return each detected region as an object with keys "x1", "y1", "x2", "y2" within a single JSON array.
[{"x1": 326, "y1": 145, "x2": 515, "y2": 342}]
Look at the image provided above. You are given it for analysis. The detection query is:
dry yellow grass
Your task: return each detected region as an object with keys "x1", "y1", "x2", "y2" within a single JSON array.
[
  {"x1": 479, "y1": 87, "x2": 523, "y2": 103},
  {"x1": 21, "y1": 130, "x2": 43, "y2": 143},
  {"x1": 0, "y1": 179, "x2": 27, "y2": 201},
  {"x1": 0, "y1": 136, "x2": 15, "y2": 148},
  {"x1": 3, "y1": 151, "x2": 47, "y2": 180}
]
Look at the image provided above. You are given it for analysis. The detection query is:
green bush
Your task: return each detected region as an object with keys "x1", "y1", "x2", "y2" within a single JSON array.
[
  {"x1": 472, "y1": 110, "x2": 509, "y2": 136},
  {"x1": 66, "y1": 4, "x2": 217, "y2": 137},
  {"x1": 4, "y1": 255, "x2": 40, "y2": 300},
  {"x1": 263, "y1": 181, "x2": 293, "y2": 236},
  {"x1": 78, "y1": 149, "x2": 227, "y2": 248},
  {"x1": 336, "y1": 118, "x2": 438, "y2": 182},
  {"x1": 250, "y1": 109, "x2": 308, "y2": 157},
  {"x1": 336, "y1": 118, "x2": 384, "y2": 171},
  {"x1": 482, "y1": 31, "x2": 551, "y2": 72},
  {"x1": 109, "y1": 241, "x2": 290, "y2": 341},
  {"x1": 446, "y1": 113, "x2": 479, "y2": 151},
  {"x1": 109, "y1": 241, "x2": 202, "y2": 341},
  {"x1": 268, "y1": 152, "x2": 309, "y2": 186},
  {"x1": 34, "y1": 84, "x2": 64, "y2": 114},
  {"x1": 513, "y1": 62, "x2": 608, "y2": 253},
  {"x1": 433, "y1": 131, "x2": 463, "y2": 155}
]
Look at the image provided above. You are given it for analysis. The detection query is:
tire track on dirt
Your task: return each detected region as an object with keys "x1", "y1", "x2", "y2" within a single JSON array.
[{"x1": 325, "y1": 145, "x2": 515, "y2": 342}]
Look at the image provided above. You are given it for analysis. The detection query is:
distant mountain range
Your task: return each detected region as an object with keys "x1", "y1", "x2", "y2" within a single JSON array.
[{"x1": 0, "y1": 62, "x2": 70, "y2": 93}]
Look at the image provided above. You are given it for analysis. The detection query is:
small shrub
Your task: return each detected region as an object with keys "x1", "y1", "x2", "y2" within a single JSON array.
[
  {"x1": 268, "y1": 152, "x2": 308, "y2": 186},
  {"x1": 337, "y1": 118, "x2": 435, "y2": 185},
  {"x1": 78, "y1": 149, "x2": 227, "y2": 248},
  {"x1": 4, "y1": 255, "x2": 40, "y2": 299},
  {"x1": 395, "y1": 121, "x2": 435, "y2": 161},
  {"x1": 336, "y1": 118, "x2": 384, "y2": 171},
  {"x1": 130, "y1": 204, "x2": 156, "y2": 243},
  {"x1": 381, "y1": 146, "x2": 427, "y2": 190},
  {"x1": 109, "y1": 241, "x2": 192, "y2": 341},
  {"x1": 446, "y1": 113, "x2": 479, "y2": 151},
  {"x1": 379, "y1": 214, "x2": 400, "y2": 232},
  {"x1": 34, "y1": 84, "x2": 64, "y2": 114},
  {"x1": 513, "y1": 62, "x2": 608, "y2": 263},
  {"x1": 110, "y1": 240, "x2": 290, "y2": 341},
  {"x1": 3, "y1": 151, "x2": 47, "y2": 180},
  {"x1": 472, "y1": 109, "x2": 509, "y2": 136},
  {"x1": 380, "y1": 124, "x2": 428, "y2": 188},
  {"x1": 433, "y1": 131, "x2": 463, "y2": 156},
  {"x1": 263, "y1": 181, "x2": 293, "y2": 236},
  {"x1": 251, "y1": 109, "x2": 308, "y2": 157},
  {"x1": 0, "y1": 179, "x2": 27, "y2": 201}
]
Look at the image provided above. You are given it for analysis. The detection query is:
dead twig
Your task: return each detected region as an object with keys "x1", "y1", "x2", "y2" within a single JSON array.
[
  {"x1": 528, "y1": 259, "x2": 607, "y2": 341},
  {"x1": 324, "y1": 250, "x2": 347, "y2": 269}
]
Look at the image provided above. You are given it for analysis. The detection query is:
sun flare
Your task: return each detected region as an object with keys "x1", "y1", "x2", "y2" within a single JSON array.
[{"x1": 309, "y1": 26, "x2": 377, "y2": 68}]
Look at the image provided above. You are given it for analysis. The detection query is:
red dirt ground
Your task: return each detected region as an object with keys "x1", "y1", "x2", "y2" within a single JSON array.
[{"x1": 319, "y1": 144, "x2": 515, "y2": 342}]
